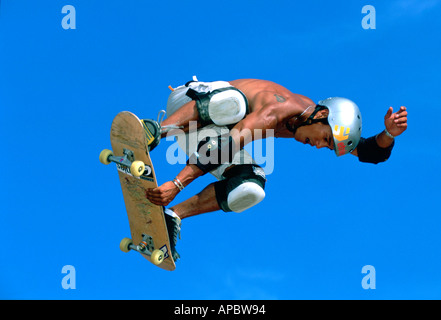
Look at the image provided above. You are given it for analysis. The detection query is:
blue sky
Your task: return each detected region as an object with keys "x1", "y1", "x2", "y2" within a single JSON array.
[{"x1": 0, "y1": 0, "x2": 440, "y2": 299}]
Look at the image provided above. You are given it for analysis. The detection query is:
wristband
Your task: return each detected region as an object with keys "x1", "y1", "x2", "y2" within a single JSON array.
[
  {"x1": 384, "y1": 128, "x2": 395, "y2": 139},
  {"x1": 172, "y1": 178, "x2": 184, "y2": 191}
]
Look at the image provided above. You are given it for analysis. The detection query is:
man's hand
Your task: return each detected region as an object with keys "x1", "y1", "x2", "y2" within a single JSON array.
[
  {"x1": 146, "y1": 181, "x2": 179, "y2": 206},
  {"x1": 384, "y1": 106, "x2": 408, "y2": 137}
]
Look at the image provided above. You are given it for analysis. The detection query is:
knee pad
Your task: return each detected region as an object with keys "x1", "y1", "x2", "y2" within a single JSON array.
[
  {"x1": 185, "y1": 81, "x2": 249, "y2": 126},
  {"x1": 214, "y1": 164, "x2": 266, "y2": 213},
  {"x1": 227, "y1": 181, "x2": 266, "y2": 213}
]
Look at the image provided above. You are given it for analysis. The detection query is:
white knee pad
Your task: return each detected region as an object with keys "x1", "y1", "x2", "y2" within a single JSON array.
[
  {"x1": 227, "y1": 182, "x2": 266, "y2": 213},
  {"x1": 166, "y1": 78, "x2": 248, "y2": 127},
  {"x1": 208, "y1": 89, "x2": 248, "y2": 126},
  {"x1": 183, "y1": 80, "x2": 248, "y2": 126}
]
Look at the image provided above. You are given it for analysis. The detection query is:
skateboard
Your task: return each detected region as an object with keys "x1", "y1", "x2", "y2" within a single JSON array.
[{"x1": 99, "y1": 111, "x2": 176, "y2": 271}]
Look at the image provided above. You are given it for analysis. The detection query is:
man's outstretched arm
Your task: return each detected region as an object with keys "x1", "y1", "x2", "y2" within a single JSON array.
[{"x1": 351, "y1": 106, "x2": 408, "y2": 163}]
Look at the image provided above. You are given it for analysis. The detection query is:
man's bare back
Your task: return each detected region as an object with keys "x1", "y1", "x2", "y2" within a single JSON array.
[
  {"x1": 161, "y1": 79, "x2": 316, "y2": 140},
  {"x1": 229, "y1": 79, "x2": 316, "y2": 138},
  {"x1": 229, "y1": 79, "x2": 313, "y2": 115}
]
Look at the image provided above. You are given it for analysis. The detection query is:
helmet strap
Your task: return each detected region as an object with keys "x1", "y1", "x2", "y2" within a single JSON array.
[{"x1": 287, "y1": 105, "x2": 328, "y2": 134}]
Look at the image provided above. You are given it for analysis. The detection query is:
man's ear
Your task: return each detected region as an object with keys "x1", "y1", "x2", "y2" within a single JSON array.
[{"x1": 315, "y1": 108, "x2": 329, "y2": 119}]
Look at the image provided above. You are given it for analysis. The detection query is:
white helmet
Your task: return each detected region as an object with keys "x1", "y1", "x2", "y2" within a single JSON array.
[{"x1": 317, "y1": 97, "x2": 362, "y2": 157}]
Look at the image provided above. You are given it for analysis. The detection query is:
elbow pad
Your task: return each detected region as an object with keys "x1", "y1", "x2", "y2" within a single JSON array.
[
  {"x1": 187, "y1": 135, "x2": 236, "y2": 173},
  {"x1": 357, "y1": 136, "x2": 395, "y2": 164}
]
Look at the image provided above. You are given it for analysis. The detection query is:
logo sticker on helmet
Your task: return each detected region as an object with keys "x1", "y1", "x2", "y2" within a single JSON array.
[
  {"x1": 336, "y1": 142, "x2": 346, "y2": 156},
  {"x1": 333, "y1": 125, "x2": 350, "y2": 141}
]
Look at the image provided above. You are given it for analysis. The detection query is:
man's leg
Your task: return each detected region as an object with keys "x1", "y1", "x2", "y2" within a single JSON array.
[
  {"x1": 163, "y1": 164, "x2": 265, "y2": 262},
  {"x1": 168, "y1": 164, "x2": 267, "y2": 219},
  {"x1": 169, "y1": 183, "x2": 220, "y2": 219},
  {"x1": 162, "y1": 182, "x2": 219, "y2": 262},
  {"x1": 160, "y1": 100, "x2": 201, "y2": 137},
  {"x1": 142, "y1": 99, "x2": 200, "y2": 152}
]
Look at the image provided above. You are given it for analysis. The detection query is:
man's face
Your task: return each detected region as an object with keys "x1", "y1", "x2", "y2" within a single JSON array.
[{"x1": 294, "y1": 122, "x2": 334, "y2": 150}]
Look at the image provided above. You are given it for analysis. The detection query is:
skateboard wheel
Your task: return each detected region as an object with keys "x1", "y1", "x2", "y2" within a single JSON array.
[
  {"x1": 120, "y1": 237, "x2": 133, "y2": 253},
  {"x1": 99, "y1": 149, "x2": 113, "y2": 165},
  {"x1": 130, "y1": 161, "x2": 145, "y2": 177},
  {"x1": 151, "y1": 249, "x2": 164, "y2": 265}
]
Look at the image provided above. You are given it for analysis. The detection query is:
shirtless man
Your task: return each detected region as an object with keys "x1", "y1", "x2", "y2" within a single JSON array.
[{"x1": 141, "y1": 77, "x2": 408, "y2": 261}]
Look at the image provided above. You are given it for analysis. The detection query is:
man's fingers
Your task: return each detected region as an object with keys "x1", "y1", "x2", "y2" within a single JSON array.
[
  {"x1": 387, "y1": 106, "x2": 407, "y2": 119},
  {"x1": 149, "y1": 199, "x2": 164, "y2": 206},
  {"x1": 145, "y1": 188, "x2": 162, "y2": 201},
  {"x1": 394, "y1": 117, "x2": 407, "y2": 124},
  {"x1": 149, "y1": 198, "x2": 169, "y2": 206},
  {"x1": 145, "y1": 188, "x2": 172, "y2": 206},
  {"x1": 385, "y1": 107, "x2": 393, "y2": 118},
  {"x1": 146, "y1": 187, "x2": 162, "y2": 196},
  {"x1": 146, "y1": 193, "x2": 165, "y2": 205},
  {"x1": 147, "y1": 193, "x2": 164, "y2": 202},
  {"x1": 396, "y1": 109, "x2": 407, "y2": 117}
]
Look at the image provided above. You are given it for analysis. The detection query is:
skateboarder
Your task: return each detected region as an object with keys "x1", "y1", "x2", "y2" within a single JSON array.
[{"x1": 142, "y1": 77, "x2": 408, "y2": 260}]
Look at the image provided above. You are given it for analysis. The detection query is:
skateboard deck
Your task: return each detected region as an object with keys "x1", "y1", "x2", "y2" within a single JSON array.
[{"x1": 100, "y1": 111, "x2": 176, "y2": 271}]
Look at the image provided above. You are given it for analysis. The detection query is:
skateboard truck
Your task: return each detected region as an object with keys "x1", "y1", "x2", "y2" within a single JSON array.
[
  {"x1": 137, "y1": 234, "x2": 154, "y2": 253},
  {"x1": 119, "y1": 234, "x2": 165, "y2": 266},
  {"x1": 99, "y1": 148, "x2": 146, "y2": 178},
  {"x1": 113, "y1": 148, "x2": 135, "y2": 168}
]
